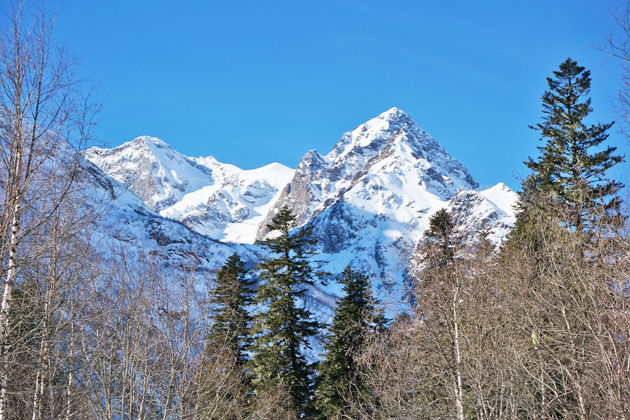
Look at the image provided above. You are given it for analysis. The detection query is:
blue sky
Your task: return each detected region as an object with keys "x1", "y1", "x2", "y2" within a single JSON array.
[{"x1": 43, "y1": 0, "x2": 629, "y2": 190}]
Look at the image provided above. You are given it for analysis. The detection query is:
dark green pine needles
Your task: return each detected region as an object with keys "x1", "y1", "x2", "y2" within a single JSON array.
[
  {"x1": 201, "y1": 253, "x2": 255, "y2": 418},
  {"x1": 523, "y1": 58, "x2": 624, "y2": 233},
  {"x1": 206, "y1": 253, "x2": 254, "y2": 365},
  {"x1": 422, "y1": 208, "x2": 458, "y2": 270},
  {"x1": 315, "y1": 266, "x2": 385, "y2": 419},
  {"x1": 249, "y1": 206, "x2": 321, "y2": 416}
]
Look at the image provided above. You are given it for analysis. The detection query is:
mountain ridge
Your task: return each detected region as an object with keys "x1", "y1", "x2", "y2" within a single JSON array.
[{"x1": 84, "y1": 107, "x2": 518, "y2": 306}]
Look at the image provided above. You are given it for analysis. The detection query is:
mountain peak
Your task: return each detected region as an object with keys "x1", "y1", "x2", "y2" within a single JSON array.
[
  {"x1": 378, "y1": 106, "x2": 410, "y2": 121},
  {"x1": 133, "y1": 135, "x2": 164, "y2": 144},
  {"x1": 298, "y1": 149, "x2": 327, "y2": 172},
  {"x1": 351, "y1": 107, "x2": 413, "y2": 136},
  {"x1": 327, "y1": 107, "x2": 424, "y2": 164},
  {"x1": 85, "y1": 136, "x2": 214, "y2": 211},
  {"x1": 129, "y1": 135, "x2": 172, "y2": 150}
]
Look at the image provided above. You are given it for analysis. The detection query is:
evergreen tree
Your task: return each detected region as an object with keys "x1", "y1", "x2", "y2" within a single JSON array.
[
  {"x1": 422, "y1": 208, "x2": 458, "y2": 271},
  {"x1": 200, "y1": 253, "x2": 254, "y2": 418},
  {"x1": 407, "y1": 211, "x2": 457, "y2": 307},
  {"x1": 249, "y1": 206, "x2": 321, "y2": 417},
  {"x1": 523, "y1": 58, "x2": 624, "y2": 233},
  {"x1": 206, "y1": 253, "x2": 254, "y2": 365},
  {"x1": 315, "y1": 266, "x2": 385, "y2": 418},
  {"x1": 413, "y1": 208, "x2": 460, "y2": 310},
  {"x1": 500, "y1": 59, "x2": 626, "y2": 416}
]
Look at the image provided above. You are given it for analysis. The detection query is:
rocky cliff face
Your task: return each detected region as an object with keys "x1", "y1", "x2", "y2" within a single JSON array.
[
  {"x1": 257, "y1": 107, "x2": 479, "y2": 237},
  {"x1": 253, "y1": 108, "x2": 516, "y2": 303},
  {"x1": 84, "y1": 136, "x2": 216, "y2": 211}
]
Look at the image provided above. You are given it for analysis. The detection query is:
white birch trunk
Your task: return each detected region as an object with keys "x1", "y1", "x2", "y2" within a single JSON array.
[
  {"x1": 0, "y1": 199, "x2": 22, "y2": 420},
  {"x1": 452, "y1": 285, "x2": 465, "y2": 420}
]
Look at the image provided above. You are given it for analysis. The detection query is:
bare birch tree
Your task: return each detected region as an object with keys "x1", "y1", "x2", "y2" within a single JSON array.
[
  {"x1": 607, "y1": 1, "x2": 630, "y2": 137},
  {"x1": 0, "y1": 1, "x2": 97, "y2": 418}
]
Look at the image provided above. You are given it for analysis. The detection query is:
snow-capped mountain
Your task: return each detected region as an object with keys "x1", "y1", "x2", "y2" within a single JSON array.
[
  {"x1": 163, "y1": 160, "x2": 293, "y2": 244},
  {"x1": 257, "y1": 107, "x2": 478, "y2": 236},
  {"x1": 257, "y1": 107, "x2": 516, "y2": 304},
  {"x1": 84, "y1": 107, "x2": 517, "y2": 309},
  {"x1": 77, "y1": 158, "x2": 253, "y2": 274},
  {"x1": 85, "y1": 136, "x2": 294, "y2": 244},
  {"x1": 85, "y1": 136, "x2": 215, "y2": 212}
]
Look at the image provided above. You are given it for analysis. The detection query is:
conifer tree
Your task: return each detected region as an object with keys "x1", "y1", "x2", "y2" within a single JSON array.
[
  {"x1": 315, "y1": 266, "x2": 385, "y2": 418},
  {"x1": 249, "y1": 206, "x2": 321, "y2": 417},
  {"x1": 422, "y1": 208, "x2": 458, "y2": 271},
  {"x1": 206, "y1": 253, "x2": 254, "y2": 365},
  {"x1": 523, "y1": 58, "x2": 624, "y2": 233},
  {"x1": 200, "y1": 253, "x2": 254, "y2": 418},
  {"x1": 500, "y1": 60, "x2": 627, "y2": 417}
]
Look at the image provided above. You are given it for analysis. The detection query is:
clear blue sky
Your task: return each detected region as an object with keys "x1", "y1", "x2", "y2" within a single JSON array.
[{"x1": 40, "y1": 0, "x2": 630, "y2": 189}]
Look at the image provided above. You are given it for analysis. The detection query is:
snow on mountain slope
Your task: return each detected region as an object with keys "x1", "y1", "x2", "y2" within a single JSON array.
[
  {"x1": 160, "y1": 160, "x2": 293, "y2": 243},
  {"x1": 84, "y1": 136, "x2": 215, "y2": 211},
  {"x1": 78, "y1": 158, "x2": 255, "y2": 274},
  {"x1": 83, "y1": 107, "x2": 518, "y2": 312},
  {"x1": 85, "y1": 137, "x2": 294, "y2": 244},
  {"x1": 448, "y1": 185, "x2": 518, "y2": 244},
  {"x1": 257, "y1": 107, "x2": 516, "y2": 306},
  {"x1": 479, "y1": 182, "x2": 519, "y2": 215},
  {"x1": 326, "y1": 107, "x2": 477, "y2": 196},
  {"x1": 257, "y1": 107, "x2": 478, "y2": 237}
]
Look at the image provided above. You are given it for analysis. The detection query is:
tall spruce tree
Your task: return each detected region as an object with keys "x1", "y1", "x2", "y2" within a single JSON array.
[
  {"x1": 522, "y1": 58, "x2": 624, "y2": 233},
  {"x1": 201, "y1": 253, "x2": 254, "y2": 417},
  {"x1": 315, "y1": 266, "x2": 385, "y2": 418},
  {"x1": 422, "y1": 208, "x2": 458, "y2": 271},
  {"x1": 501, "y1": 60, "x2": 626, "y2": 417},
  {"x1": 206, "y1": 253, "x2": 254, "y2": 365},
  {"x1": 250, "y1": 206, "x2": 321, "y2": 417},
  {"x1": 416, "y1": 208, "x2": 460, "y2": 307}
]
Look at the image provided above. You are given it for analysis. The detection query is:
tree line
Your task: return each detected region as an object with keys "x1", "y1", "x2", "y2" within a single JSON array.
[
  {"x1": 198, "y1": 58, "x2": 629, "y2": 419},
  {"x1": 0, "y1": 3, "x2": 628, "y2": 420}
]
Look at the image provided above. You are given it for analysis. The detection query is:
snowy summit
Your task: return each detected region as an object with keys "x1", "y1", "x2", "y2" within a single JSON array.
[{"x1": 84, "y1": 107, "x2": 517, "y2": 304}]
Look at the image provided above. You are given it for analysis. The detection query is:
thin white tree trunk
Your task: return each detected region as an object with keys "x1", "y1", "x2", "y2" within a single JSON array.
[
  {"x1": 65, "y1": 301, "x2": 75, "y2": 420},
  {"x1": 32, "y1": 277, "x2": 53, "y2": 420},
  {"x1": 0, "y1": 19, "x2": 25, "y2": 415},
  {"x1": 0, "y1": 202, "x2": 22, "y2": 420},
  {"x1": 452, "y1": 286, "x2": 465, "y2": 420}
]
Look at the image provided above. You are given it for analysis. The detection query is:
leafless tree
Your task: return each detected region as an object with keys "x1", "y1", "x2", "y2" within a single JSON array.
[
  {"x1": 607, "y1": 1, "x2": 630, "y2": 138},
  {"x1": 0, "y1": 1, "x2": 98, "y2": 417},
  {"x1": 351, "y1": 202, "x2": 629, "y2": 419}
]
